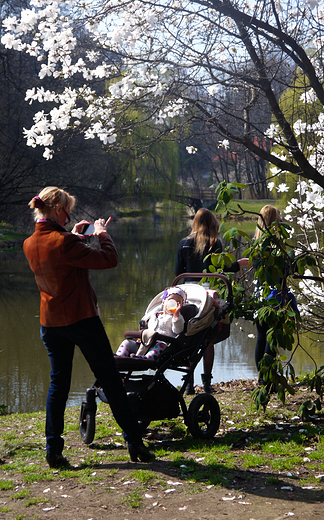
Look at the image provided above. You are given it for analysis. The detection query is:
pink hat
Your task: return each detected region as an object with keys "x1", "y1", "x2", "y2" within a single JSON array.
[{"x1": 162, "y1": 286, "x2": 187, "y2": 302}]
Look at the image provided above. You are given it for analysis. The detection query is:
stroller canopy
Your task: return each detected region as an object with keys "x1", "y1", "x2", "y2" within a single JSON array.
[{"x1": 142, "y1": 283, "x2": 226, "y2": 336}]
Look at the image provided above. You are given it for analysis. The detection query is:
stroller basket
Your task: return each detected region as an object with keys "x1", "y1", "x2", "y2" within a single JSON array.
[{"x1": 124, "y1": 374, "x2": 180, "y2": 422}]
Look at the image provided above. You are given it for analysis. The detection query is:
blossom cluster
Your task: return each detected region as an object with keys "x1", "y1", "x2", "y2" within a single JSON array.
[
  {"x1": 2, "y1": 0, "x2": 324, "y2": 328},
  {"x1": 2, "y1": 0, "x2": 322, "y2": 161}
]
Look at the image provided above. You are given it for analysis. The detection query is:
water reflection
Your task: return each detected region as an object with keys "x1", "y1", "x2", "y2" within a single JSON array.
[{"x1": 0, "y1": 218, "x2": 323, "y2": 414}]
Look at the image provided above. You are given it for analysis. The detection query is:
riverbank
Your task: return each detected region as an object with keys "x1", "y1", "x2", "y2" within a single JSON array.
[
  {"x1": 0, "y1": 198, "x2": 282, "y2": 245},
  {"x1": 1, "y1": 379, "x2": 323, "y2": 519},
  {"x1": 0, "y1": 222, "x2": 26, "y2": 250}
]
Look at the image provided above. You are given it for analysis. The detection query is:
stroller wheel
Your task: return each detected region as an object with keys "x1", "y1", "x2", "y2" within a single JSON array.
[
  {"x1": 187, "y1": 393, "x2": 220, "y2": 439},
  {"x1": 79, "y1": 403, "x2": 96, "y2": 444}
]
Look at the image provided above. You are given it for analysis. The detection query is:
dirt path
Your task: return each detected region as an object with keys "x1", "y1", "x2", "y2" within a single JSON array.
[
  {"x1": 1, "y1": 461, "x2": 323, "y2": 519},
  {"x1": 1, "y1": 379, "x2": 324, "y2": 519}
]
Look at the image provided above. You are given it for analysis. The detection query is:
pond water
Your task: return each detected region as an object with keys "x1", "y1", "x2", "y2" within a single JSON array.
[{"x1": 0, "y1": 216, "x2": 323, "y2": 414}]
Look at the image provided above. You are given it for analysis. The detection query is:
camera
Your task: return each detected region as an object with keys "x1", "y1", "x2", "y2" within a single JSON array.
[{"x1": 81, "y1": 223, "x2": 95, "y2": 236}]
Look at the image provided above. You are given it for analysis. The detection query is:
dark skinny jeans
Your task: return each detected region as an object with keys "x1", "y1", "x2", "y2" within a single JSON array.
[
  {"x1": 255, "y1": 320, "x2": 276, "y2": 372},
  {"x1": 41, "y1": 316, "x2": 142, "y2": 456}
]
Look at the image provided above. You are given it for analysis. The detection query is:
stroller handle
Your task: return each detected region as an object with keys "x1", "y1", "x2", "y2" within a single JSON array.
[{"x1": 171, "y1": 273, "x2": 233, "y2": 304}]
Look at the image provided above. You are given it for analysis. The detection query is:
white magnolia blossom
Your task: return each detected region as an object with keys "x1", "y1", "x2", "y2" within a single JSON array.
[
  {"x1": 43, "y1": 148, "x2": 54, "y2": 160},
  {"x1": 269, "y1": 166, "x2": 281, "y2": 176},
  {"x1": 264, "y1": 124, "x2": 280, "y2": 139},
  {"x1": 219, "y1": 139, "x2": 230, "y2": 149},
  {"x1": 207, "y1": 84, "x2": 219, "y2": 96},
  {"x1": 277, "y1": 183, "x2": 289, "y2": 193},
  {"x1": 300, "y1": 88, "x2": 318, "y2": 104},
  {"x1": 293, "y1": 119, "x2": 307, "y2": 135},
  {"x1": 1, "y1": 0, "x2": 323, "y2": 167},
  {"x1": 186, "y1": 146, "x2": 197, "y2": 154},
  {"x1": 2, "y1": 0, "x2": 324, "y2": 325}
]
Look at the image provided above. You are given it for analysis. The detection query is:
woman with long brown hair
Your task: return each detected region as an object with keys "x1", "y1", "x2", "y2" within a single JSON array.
[
  {"x1": 175, "y1": 208, "x2": 247, "y2": 393},
  {"x1": 175, "y1": 208, "x2": 222, "y2": 280}
]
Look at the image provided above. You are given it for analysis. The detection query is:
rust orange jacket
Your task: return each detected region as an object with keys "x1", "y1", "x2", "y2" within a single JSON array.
[{"x1": 23, "y1": 221, "x2": 118, "y2": 327}]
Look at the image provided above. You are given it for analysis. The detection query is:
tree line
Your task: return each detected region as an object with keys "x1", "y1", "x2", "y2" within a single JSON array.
[{"x1": 0, "y1": 0, "x2": 280, "y2": 225}]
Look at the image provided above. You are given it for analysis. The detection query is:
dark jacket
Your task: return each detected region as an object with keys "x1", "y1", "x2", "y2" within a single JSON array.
[
  {"x1": 175, "y1": 236, "x2": 222, "y2": 277},
  {"x1": 175, "y1": 235, "x2": 240, "y2": 281},
  {"x1": 23, "y1": 221, "x2": 118, "y2": 327}
]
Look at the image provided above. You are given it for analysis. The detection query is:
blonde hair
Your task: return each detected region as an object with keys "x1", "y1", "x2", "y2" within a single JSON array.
[
  {"x1": 255, "y1": 205, "x2": 281, "y2": 240},
  {"x1": 190, "y1": 208, "x2": 219, "y2": 256},
  {"x1": 28, "y1": 186, "x2": 76, "y2": 222}
]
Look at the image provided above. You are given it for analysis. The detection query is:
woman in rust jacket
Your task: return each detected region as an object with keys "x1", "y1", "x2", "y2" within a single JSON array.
[{"x1": 24, "y1": 186, "x2": 154, "y2": 467}]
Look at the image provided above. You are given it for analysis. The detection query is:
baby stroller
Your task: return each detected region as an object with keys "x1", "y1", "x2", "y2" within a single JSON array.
[{"x1": 79, "y1": 273, "x2": 233, "y2": 444}]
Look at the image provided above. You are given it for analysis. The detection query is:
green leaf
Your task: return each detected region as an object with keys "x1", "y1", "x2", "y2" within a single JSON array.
[
  {"x1": 218, "y1": 221, "x2": 225, "y2": 233},
  {"x1": 278, "y1": 387, "x2": 285, "y2": 404},
  {"x1": 215, "y1": 181, "x2": 226, "y2": 195},
  {"x1": 231, "y1": 182, "x2": 248, "y2": 189},
  {"x1": 264, "y1": 353, "x2": 274, "y2": 367},
  {"x1": 281, "y1": 222, "x2": 292, "y2": 229},
  {"x1": 286, "y1": 383, "x2": 295, "y2": 396},
  {"x1": 211, "y1": 254, "x2": 222, "y2": 267},
  {"x1": 215, "y1": 201, "x2": 226, "y2": 213},
  {"x1": 305, "y1": 255, "x2": 316, "y2": 266},
  {"x1": 224, "y1": 255, "x2": 233, "y2": 268},
  {"x1": 224, "y1": 227, "x2": 238, "y2": 241},
  {"x1": 237, "y1": 230, "x2": 251, "y2": 241},
  {"x1": 226, "y1": 253, "x2": 236, "y2": 262},
  {"x1": 243, "y1": 247, "x2": 251, "y2": 256},
  {"x1": 297, "y1": 259, "x2": 305, "y2": 276},
  {"x1": 281, "y1": 227, "x2": 290, "y2": 239}
]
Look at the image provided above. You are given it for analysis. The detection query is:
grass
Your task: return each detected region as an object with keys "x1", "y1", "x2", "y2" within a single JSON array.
[
  {"x1": 229, "y1": 198, "x2": 286, "y2": 214},
  {"x1": 0, "y1": 480, "x2": 16, "y2": 490},
  {"x1": 121, "y1": 488, "x2": 143, "y2": 508},
  {"x1": 128, "y1": 469, "x2": 159, "y2": 485},
  {"x1": 0, "y1": 381, "x2": 323, "y2": 516},
  {"x1": 25, "y1": 496, "x2": 49, "y2": 507},
  {"x1": 11, "y1": 490, "x2": 30, "y2": 500},
  {"x1": 1, "y1": 393, "x2": 317, "y2": 484},
  {"x1": 0, "y1": 222, "x2": 26, "y2": 244}
]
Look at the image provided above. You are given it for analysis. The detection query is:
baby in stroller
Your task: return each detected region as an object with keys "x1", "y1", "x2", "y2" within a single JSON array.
[
  {"x1": 80, "y1": 276, "x2": 232, "y2": 446},
  {"x1": 116, "y1": 286, "x2": 187, "y2": 360}
]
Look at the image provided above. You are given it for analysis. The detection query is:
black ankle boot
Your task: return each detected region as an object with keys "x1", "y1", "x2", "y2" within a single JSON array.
[
  {"x1": 128, "y1": 443, "x2": 155, "y2": 463},
  {"x1": 185, "y1": 374, "x2": 195, "y2": 395},
  {"x1": 201, "y1": 374, "x2": 214, "y2": 393},
  {"x1": 46, "y1": 453, "x2": 70, "y2": 469}
]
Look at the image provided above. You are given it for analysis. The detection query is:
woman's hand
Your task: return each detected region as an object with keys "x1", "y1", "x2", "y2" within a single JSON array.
[
  {"x1": 93, "y1": 217, "x2": 112, "y2": 237},
  {"x1": 238, "y1": 257, "x2": 250, "y2": 268},
  {"x1": 71, "y1": 220, "x2": 91, "y2": 239}
]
